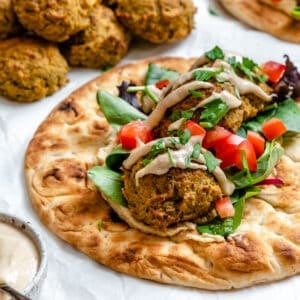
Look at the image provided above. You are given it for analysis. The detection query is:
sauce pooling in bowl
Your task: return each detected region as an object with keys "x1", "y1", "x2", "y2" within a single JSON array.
[{"x1": 0, "y1": 222, "x2": 40, "y2": 296}]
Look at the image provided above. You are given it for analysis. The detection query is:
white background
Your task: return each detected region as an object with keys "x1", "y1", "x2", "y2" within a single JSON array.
[{"x1": 0, "y1": 0, "x2": 299, "y2": 299}]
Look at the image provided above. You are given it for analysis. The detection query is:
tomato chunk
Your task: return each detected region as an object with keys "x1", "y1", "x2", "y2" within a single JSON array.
[
  {"x1": 215, "y1": 134, "x2": 244, "y2": 168},
  {"x1": 203, "y1": 126, "x2": 231, "y2": 149},
  {"x1": 155, "y1": 79, "x2": 170, "y2": 89},
  {"x1": 118, "y1": 121, "x2": 153, "y2": 150},
  {"x1": 247, "y1": 131, "x2": 265, "y2": 157},
  {"x1": 261, "y1": 61, "x2": 286, "y2": 83},
  {"x1": 215, "y1": 197, "x2": 235, "y2": 218},
  {"x1": 183, "y1": 120, "x2": 206, "y2": 136},
  {"x1": 261, "y1": 118, "x2": 287, "y2": 141},
  {"x1": 234, "y1": 140, "x2": 257, "y2": 171}
]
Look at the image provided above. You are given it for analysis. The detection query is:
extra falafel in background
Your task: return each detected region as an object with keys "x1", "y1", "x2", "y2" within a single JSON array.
[
  {"x1": 13, "y1": 0, "x2": 97, "y2": 42},
  {"x1": 63, "y1": 5, "x2": 131, "y2": 69},
  {"x1": 115, "y1": 0, "x2": 196, "y2": 44},
  {"x1": 0, "y1": 0, "x2": 20, "y2": 39},
  {"x1": 0, "y1": 37, "x2": 69, "y2": 102}
]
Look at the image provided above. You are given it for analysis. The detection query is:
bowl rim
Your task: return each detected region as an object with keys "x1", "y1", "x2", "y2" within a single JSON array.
[{"x1": 0, "y1": 212, "x2": 48, "y2": 295}]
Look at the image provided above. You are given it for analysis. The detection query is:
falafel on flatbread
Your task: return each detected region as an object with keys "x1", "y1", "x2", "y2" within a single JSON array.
[
  {"x1": 25, "y1": 53, "x2": 300, "y2": 290},
  {"x1": 218, "y1": 0, "x2": 300, "y2": 43}
]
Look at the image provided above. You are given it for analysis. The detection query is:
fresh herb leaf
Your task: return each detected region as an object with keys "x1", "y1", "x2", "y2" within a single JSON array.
[
  {"x1": 167, "y1": 148, "x2": 175, "y2": 166},
  {"x1": 242, "y1": 57, "x2": 257, "y2": 70},
  {"x1": 291, "y1": 6, "x2": 300, "y2": 18},
  {"x1": 185, "y1": 155, "x2": 191, "y2": 167},
  {"x1": 169, "y1": 109, "x2": 194, "y2": 121},
  {"x1": 229, "y1": 141, "x2": 284, "y2": 189},
  {"x1": 145, "y1": 63, "x2": 179, "y2": 85},
  {"x1": 142, "y1": 140, "x2": 167, "y2": 165},
  {"x1": 197, "y1": 187, "x2": 261, "y2": 237},
  {"x1": 97, "y1": 90, "x2": 147, "y2": 129},
  {"x1": 193, "y1": 68, "x2": 222, "y2": 81},
  {"x1": 179, "y1": 129, "x2": 191, "y2": 145},
  {"x1": 105, "y1": 144, "x2": 130, "y2": 171},
  {"x1": 208, "y1": 6, "x2": 219, "y2": 16},
  {"x1": 205, "y1": 46, "x2": 224, "y2": 61},
  {"x1": 87, "y1": 166, "x2": 127, "y2": 206},
  {"x1": 200, "y1": 98, "x2": 230, "y2": 129},
  {"x1": 101, "y1": 65, "x2": 113, "y2": 72},
  {"x1": 189, "y1": 90, "x2": 204, "y2": 98},
  {"x1": 97, "y1": 220, "x2": 102, "y2": 232},
  {"x1": 192, "y1": 143, "x2": 201, "y2": 159},
  {"x1": 203, "y1": 150, "x2": 221, "y2": 172}
]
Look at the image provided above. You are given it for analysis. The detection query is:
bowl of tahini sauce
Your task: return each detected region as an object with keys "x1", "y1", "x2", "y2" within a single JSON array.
[{"x1": 0, "y1": 212, "x2": 47, "y2": 300}]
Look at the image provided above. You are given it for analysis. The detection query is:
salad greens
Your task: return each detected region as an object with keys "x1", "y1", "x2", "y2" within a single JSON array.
[
  {"x1": 97, "y1": 90, "x2": 146, "y2": 129},
  {"x1": 105, "y1": 145, "x2": 130, "y2": 171},
  {"x1": 87, "y1": 166, "x2": 127, "y2": 206},
  {"x1": 193, "y1": 68, "x2": 222, "y2": 81},
  {"x1": 240, "y1": 98, "x2": 300, "y2": 134},
  {"x1": 203, "y1": 150, "x2": 221, "y2": 173},
  {"x1": 145, "y1": 63, "x2": 180, "y2": 85},
  {"x1": 228, "y1": 140, "x2": 284, "y2": 189},
  {"x1": 197, "y1": 187, "x2": 261, "y2": 237}
]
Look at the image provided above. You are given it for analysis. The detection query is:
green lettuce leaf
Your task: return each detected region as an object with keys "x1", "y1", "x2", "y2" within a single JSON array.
[
  {"x1": 87, "y1": 166, "x2": 127, "y2": 206},
  {"x1": 145, "y1": 63, "x2": 180, "y2": 85},
  {"x1": 97, "y1": 90, "x2": 147, "y2": 129}
]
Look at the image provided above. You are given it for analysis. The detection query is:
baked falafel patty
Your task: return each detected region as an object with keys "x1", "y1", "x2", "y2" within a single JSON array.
[
  {"x1": 115, "y1": 0, "x2": 196, "y2": 44},
  {"x1": 63, "y1": 5, "x2": 131, "y2": 68},
  {"x1": 0, "y1": 0, "x2": 20, "y2": 39},
  {"x1": 13, "y1": 0, "x2": 97, "y2": 42},
  {"x1": 0, "y1": 37, "x2": 69, "y2": 102},
  {"x1": 123, "y1": 163, "x2": 222, "y2": 229}
]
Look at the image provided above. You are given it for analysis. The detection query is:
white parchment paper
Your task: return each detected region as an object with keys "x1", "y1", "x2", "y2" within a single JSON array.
[{"x1": 0, "y1": 0, "x2": 299, "y2": 299}]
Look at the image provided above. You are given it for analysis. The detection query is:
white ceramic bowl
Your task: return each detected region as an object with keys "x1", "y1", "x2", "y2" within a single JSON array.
[{"x1": 0, "y1": 212, "x2": 48, "y2": 299}]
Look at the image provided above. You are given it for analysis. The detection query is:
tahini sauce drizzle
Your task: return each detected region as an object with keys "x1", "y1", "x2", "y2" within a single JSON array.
[
  {"x1": 0, "y1": 223, "x2": 39, "y2": 294},
  {"x1": 145, "y1": 62, "x2": 272, "y2": 130}
]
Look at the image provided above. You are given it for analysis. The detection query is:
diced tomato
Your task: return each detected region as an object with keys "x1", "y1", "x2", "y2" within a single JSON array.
[
  {"x1": 118, "y1": 121, "x2": 153, "y2": 150},
  {"x1": 261, "y1": 61, "x2": 286, "y2": 83},
  {"x1": 215, "y1": 134, "x2": 245, "y2": 168},
  {"x1": 234, "y1": 140, "x2": 257, "y2": 172},
  {"x1": 202, "y1": 126, "x2": 231, "y2": 149},
  {"x1": 247, "y1": 131, "x2": 265, "y2": 157},
  {"x1": 183, "y1": 120, "x2": 206, "y2": 136},
  {"x1": 215, "y1": 197, "x2": 235, "y2": 219},
  {"x1": 155, "y1": 79, "x2": 170, "y2": 89},
  {"x1": 261, "y1": 118, "x2": 287, "y2": 141}
]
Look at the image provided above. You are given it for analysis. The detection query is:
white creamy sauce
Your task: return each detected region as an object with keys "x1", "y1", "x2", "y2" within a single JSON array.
[
  {"x1": 124, "y1": 136, "x2": 235, "y2": 195},
  {"x1": 167, "y1": 118, "x2": 186, "y2": 131},
  {"x1": 216, "y1": 61, "x2": 272, "y2": 101},
  {"x1": 194, "y1": 90, "x2": 242, "y2": 110},
  {"x1": 135, "y1": 137, "x2": 207, "y2": 185},
  {"x1": 0, "y1": 223, "x2": 39, "y2": 292}
]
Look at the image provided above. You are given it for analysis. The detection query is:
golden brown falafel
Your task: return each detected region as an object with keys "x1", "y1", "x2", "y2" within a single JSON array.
[
  {"x1": 0, "y1": 37, "x2": 69, "y2": 102},
  {"x1": 63, "y1": 5, "x2": 131, "y2": 69},
  {"x1": 0, "y1": 0, "x2": 20, "y2": 39},
  {"x1": 13, "y1": 0, "x2": 97, "y2": 42},
  {"x1": 123, "y1": 164, "x2": 221, "y2": 229},
  {"x1": 115, "y1": 0, "x2": 196, "y2": 44}
]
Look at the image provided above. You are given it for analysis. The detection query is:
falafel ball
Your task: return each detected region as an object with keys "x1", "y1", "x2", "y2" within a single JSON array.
[
  {"x1": 122, "y1": 163, "x2": 222, "y2": 229},
  {"x1": 0, "y1": 0, "x2": 20, "y2": 39},
  {"x1": 115, "y1": 0, "x2": 196, "y2": 44},
  {"x1": 0, "y1": 37, "x2": 69, "y2": 102},
  {"x1": 13, "y1": 0, "x2": 97, "y2": 42},
  {"x1": 63, "y1": 5, "x2": 131, "y2": 68}
]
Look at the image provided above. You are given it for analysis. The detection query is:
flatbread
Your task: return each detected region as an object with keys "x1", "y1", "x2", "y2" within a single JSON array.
[
  {"x1": 25, "y1": 57, "x2": 300, "y2": 290},
  {"x1": 218, "y1": 0, "x2": 300, "y2": 43}
]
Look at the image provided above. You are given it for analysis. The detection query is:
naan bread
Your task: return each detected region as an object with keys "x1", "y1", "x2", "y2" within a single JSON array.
[
  {"x1": 25, "y1": 57, "x2": 300, "y2": 290},
  {"x1": 218, "y1": 0, "x2": 300, "y2": 43}
]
